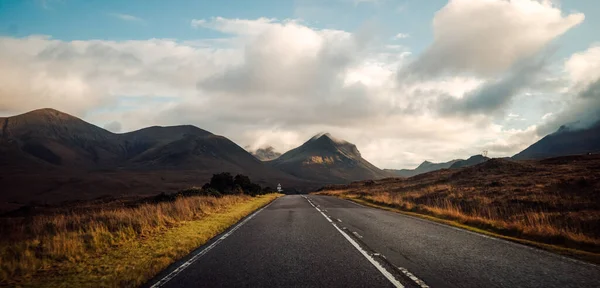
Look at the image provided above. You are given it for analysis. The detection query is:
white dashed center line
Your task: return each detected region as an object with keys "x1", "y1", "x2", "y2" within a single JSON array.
[{"x1": 303, "y1": 196, "x2": 405, "y2": 288}]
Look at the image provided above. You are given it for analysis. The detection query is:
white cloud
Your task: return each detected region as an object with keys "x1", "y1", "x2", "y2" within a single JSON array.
[
  {"x1": 565, "y1": 44, "x2": 600, "y2": 92},
  {"x1": 542, "y1": 112, "x2": 553, "y2": 120},
  {"x1": 103, "y1": 121, "x2": 122, "y2": 133},
  {"x1": 482, "y1": 125, "x2": 540, "y2": 155},
  {"x1": 393, "y1": 33, "x2": 409, "y2": 39},
  {"x1": 0, "y1": 13, "x2": 579, "y2": 169},
  {"x1": 536, "y1": 44, "x2": 600, "y2": 134},
  {"x1": 408, "y1": 0, "x2": 584, "y2": 76},
  {"x1": 109, "y1": 13, "x2": 144, "y2": 23}
]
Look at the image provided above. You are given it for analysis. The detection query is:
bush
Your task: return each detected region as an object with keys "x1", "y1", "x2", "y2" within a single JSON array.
[
  {"x1": 210, "y1": 172, "x2": 235, "y2": 194},
  {"x1": 203, "y1": 187, "x2": 222, "y2": 197},
  {"x1": 204, "y1": 172, "x2": 268, "y2": 196}
]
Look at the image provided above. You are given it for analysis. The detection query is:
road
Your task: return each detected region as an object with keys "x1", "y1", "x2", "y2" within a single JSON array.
[{"x1": 146, "y1": 195, "x2": 600, "y2": 288}]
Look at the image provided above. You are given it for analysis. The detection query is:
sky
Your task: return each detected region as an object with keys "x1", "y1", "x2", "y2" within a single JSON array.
[{"x1": 0, "y1": 0, "x2": 599, "y2": 169}]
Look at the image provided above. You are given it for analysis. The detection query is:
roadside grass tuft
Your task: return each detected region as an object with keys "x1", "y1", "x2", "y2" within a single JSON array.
[
  {"x1": 317, "y1": 189, "x2": 600, "y2": 263},
  {"x1": 0, "y1": 194, "x2": 281, "y2": 287}
]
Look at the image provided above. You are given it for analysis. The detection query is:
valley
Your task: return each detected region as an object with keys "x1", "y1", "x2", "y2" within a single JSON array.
[{"x1": 1, "y1": 108, "x2": 600, "y2": 287}]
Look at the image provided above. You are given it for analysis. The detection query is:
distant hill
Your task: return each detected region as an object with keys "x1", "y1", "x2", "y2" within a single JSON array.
[
  {"x1": 248, "y1": 146, "x2": 282, "y2": 161},
  {"x1": 0, "y1": 108, "x2": 315, "y2": 213},
  {"x1": 449, "y1": 154, "x2": 490, "y2": 169},
  {"x1": 385, "y1": 159, "x2": 461, "y2": 177},
  {"x1": 267, "y1": 133, "x2": 391, "y2": 183},
  {"x1": 513, "y1": 121, "x2": 600, "y2": 160}
]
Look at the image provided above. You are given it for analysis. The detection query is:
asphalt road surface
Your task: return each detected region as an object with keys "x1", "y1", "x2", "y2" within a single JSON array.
[{"x1": 146, "y1": 195, "x2": 600, "y2": 288}]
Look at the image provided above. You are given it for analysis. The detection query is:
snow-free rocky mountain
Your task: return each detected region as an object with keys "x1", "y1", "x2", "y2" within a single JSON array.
[
  {"x1": 513, "y1": 121, "x2": 600, "y2": 160},
  {"x1": 385, "y1": 159, "x2": 461, "y2": 177},
  {"x1": 0, "y1": 108, "x2": 314, "y2": 213},
  {"x1": 449, "y1": 155, "x2": 490, "y2": 169},
  {"x1": 0, "y1": 108, "x2": 287, "y2": 174},
  {"x1": 248, "y1": 146, "x2": 282, "y2": 161},
  {"x1": 0, "y1": 109, "x2": 389, "y2": 213},
  {"x1": 267, "y1": 133, "x2": 392, "y2": 183}
]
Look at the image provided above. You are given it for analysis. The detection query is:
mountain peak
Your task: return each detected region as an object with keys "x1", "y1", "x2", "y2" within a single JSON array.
[
  {"x1": 269, "y1": 134, "x2": 388, "y2": 182},
  {"x1": 16, "y1": 108, "x2": 78, "y2": 121},
  {"x1": 310, "y1": 132, "x2": 348, "y2": 145}
]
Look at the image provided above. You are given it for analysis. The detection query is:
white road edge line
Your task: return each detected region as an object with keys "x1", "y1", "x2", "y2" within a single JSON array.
[
  {"x1": 398, "y1": 267, "x2": 430, "y2": 288},
  {"x1": 302, "y1": 196, "x2": 405, "y2": 288},
  {"x1": 150, "y1": 199, "x2": 277, "y2": 288}
]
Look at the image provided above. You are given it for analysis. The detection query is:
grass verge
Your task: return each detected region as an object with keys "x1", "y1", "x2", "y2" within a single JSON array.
[
  {"x1": 317, "y1": 192, "x2": 600, "y2": 265},
  {"x1": 0, "y1": 193, "x2": 281, "y2": 287}
]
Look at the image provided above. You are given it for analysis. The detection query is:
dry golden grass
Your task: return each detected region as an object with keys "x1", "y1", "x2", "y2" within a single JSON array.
[
  {"x1": 317, "y1": 155, "x2": 600, "y2": 257},
  {"x1": 0, "y1": 193, "x2": 281, "y2": 287}
]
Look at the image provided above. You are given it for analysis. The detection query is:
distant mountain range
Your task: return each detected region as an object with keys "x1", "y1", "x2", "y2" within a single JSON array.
[
  {"x1": 0, "y1": 109, "x2": 386, "y2": 213},
  {"x1": 385, "y1": 155, "x2": 490, "y2": 177},
  {"x1": 512, "y1": 121, "x2": 600, "y2": 160},
  {"x1": 0, "y1": 109, "x2": 295, "y2": 176},
  {"x1": 267, "y1": 133, "x2": 392, "y2": 183},
  {"x1": 385, "y1": 159, "x2": 461, "y2": 177},
  {"x1": 450, "y1": 155, "x2": 490, "y2": 169},
  {"x1": 2, "y1": 108, "x2": 598, "y2": 213},
  {"x1": 0, "y1": 109, "x2": 313, "y2": 212}
]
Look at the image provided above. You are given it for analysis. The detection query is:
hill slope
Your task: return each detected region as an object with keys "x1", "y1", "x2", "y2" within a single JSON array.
[
  {"x1": 385, "y1": 159, "x2": 461, "y2": 177},
  {"x1": 0, "y1": 109, "x2": 314, "y2": 213},
  {"x1": 1, "y1": 108, "x2": 123, "y2": 167},
  {"x1": 449, "y1": 154, "x2": 490, "y2": 169},
  {"x1": 267, "y1": 133, "x2": 390, "y2": 183},
  {"x1": 513, "y1": 121, "x2": 600, "y2": 160}
]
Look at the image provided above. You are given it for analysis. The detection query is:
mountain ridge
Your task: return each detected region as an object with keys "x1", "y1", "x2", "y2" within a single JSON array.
[
  {"x1": 513, "y1": 121, "x2": 600, "y2": 160},
  {"x1": 0, "y1": 108, "x2": 318, "y2": 213}
]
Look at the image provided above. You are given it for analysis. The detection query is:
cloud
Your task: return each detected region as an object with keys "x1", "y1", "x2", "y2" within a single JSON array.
[
  {"x1": 393, "y1": 33, "x2": 409, "y2": 39},
  {"x1": 109, "y1": 13, "x2": 144, "y2": 23},
  {"x1": 536, "y1": 44, "x2": 600, "y2": 134},
  {"x1": 103, "y1": 121, "x2": 122, "y2": 133},
  {"x1": 436, "y1": 55, "x2": 549, "y2": 116},
  {"x1": 191, "y1": 17, "x2": 279, "y2": 35},
  {"x1": 482, "y1": 125, "x2": 539, "y2": 154},
  {"x1": 406, "y1": 0, "x2": 584, "y2": 77},
  {"x1": 564, "y1": 44, "x2": 600, "y2": 93},
  {"x1": 0, "y1": 35, "x2": 234, "y2": 115},
  {"x1": 0, "y1": 14, "x2": 575, "y2": 169}
]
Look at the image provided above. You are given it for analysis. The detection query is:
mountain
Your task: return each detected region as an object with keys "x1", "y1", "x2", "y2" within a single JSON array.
[
  {"x1": 0, "y1": 108, "x2": 123, "y2": 167},
  {"x1": 513, "y1": 121, "x2": 600, "y2": 160},
  {"x1": 385, "y1": 159, "x2": 461, "y2": 177},
  {"x1": 267, "y1": 133, "x2": 391, "y2": 183},
  {"x1": 449, "y1": 154, "x2": 490, "y2": 169},
  {"x1": 0, "y1": 108, "x2": 316, "y2": 213},
  {"x1": 0, "y1": 109, "x2": 284, "y2": 174},
  {"x1": 248, "y1": 146, "x2": 282, "y2": 161}
]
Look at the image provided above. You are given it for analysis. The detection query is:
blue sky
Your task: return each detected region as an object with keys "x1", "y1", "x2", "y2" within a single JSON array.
[
  {"x1": 0, "y1": 0, "x2": 599, "y2": 168},
  {"x1": 1, "y1": 0, "x2": 597, "y2": 56}
]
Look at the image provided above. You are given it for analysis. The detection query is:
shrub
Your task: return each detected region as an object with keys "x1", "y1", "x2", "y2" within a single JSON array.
[
  {"x1": 210, "y1": 172, "x2": 235, "y2": 194},
  {"x1": 204, "y1": 173, "x2": 267, "y2": 196}
]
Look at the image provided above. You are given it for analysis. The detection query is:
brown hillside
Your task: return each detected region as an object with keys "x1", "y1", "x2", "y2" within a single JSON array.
[
  {"x1": 0, "y1": 109, "x2": 316, "y2": 214},
  {"x1": 317, "y1": 155, "x2": 600, "y2": 255}
]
